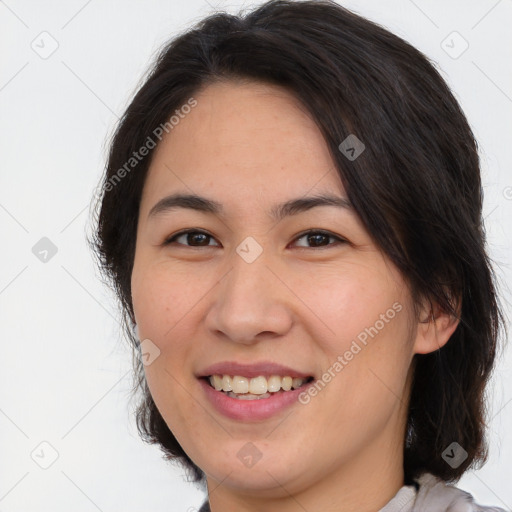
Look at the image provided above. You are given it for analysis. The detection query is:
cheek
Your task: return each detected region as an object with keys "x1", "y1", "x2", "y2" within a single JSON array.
[
  {"x1": 131, "y1": 262, "x2": 216, "y2": 338},
  {"x1": 131, "y1": 263, "x2": 204, "y2": 431},
  {"x1": 303, "y1": 266, "x2": 413, "y2": 398},
  {"x1": 300, "y1": 265, "x2": 403, "y2": 344},
  {"x1": 130, "y1": 262, "x2": 217, "y2": 398}
]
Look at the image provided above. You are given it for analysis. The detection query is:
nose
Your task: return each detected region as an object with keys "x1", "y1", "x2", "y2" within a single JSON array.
[{"x1": 204, "y1": 249, "x2": 293, "y2": 345}]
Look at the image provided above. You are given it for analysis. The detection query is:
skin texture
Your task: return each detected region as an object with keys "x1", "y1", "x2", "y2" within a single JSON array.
[{"x1": 130, "y1": 81, "x2": 460, "y2": 512}]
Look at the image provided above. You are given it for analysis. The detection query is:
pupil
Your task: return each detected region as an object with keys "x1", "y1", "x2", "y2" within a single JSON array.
[
  {"x1": 309, "y1": 234, "x2": 327, "y2": 246},
  {"x1": 190, "y1": 233, "x2": 208, "y2": 245}
]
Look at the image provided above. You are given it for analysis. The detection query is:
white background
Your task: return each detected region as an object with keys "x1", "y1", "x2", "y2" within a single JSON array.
[{"x1": 0, "y1": 1, "x2": 511, "y2": 511}]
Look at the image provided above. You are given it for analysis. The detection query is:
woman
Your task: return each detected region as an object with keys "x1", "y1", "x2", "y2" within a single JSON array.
[{"x1": 90, "y1": 1, "x2": 508, "y2": 510}]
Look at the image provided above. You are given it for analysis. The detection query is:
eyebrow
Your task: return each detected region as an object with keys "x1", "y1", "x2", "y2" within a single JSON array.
[{"x1": 147, "y1": 192, "x2": 353, "y2": 222}]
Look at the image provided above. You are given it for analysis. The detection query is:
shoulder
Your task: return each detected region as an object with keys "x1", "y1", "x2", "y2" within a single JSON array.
[{"x1": 412, "y1": 473, "x2": 509, "y2": 512}]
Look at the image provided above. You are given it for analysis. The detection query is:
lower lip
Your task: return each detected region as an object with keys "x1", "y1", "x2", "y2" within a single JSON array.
[{"x1": 198, "y1": 378, "x2": 313, "y2": 421}]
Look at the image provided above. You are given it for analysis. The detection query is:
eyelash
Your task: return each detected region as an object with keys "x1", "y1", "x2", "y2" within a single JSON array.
[{"x1": 162, "y1": 229, "x2": 347, "y2": 250}]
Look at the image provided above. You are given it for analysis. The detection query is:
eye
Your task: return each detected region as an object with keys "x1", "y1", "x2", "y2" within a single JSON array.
[
  {"x1": 163, "y1": 229, "x2": 219, "y2": 247},
  {"x1": 163, "y1": 229, "x2": 347, "y2": 249},
  {"x1": 292, "y1": 230, "x2": 347, "y2": 249}
]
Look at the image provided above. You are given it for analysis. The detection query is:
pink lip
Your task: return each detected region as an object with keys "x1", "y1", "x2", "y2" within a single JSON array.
[
  {"x1": 196, "y1": 361, "x2": 314, "y2": 379},
  {"x1": 198, "y1": 377, "x2": 314, "y2": 421}
]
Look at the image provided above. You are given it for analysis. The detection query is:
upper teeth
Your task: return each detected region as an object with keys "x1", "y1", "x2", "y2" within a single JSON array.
[{"x1": 208, "y1": 375, "x2": 309, "y2": 394}]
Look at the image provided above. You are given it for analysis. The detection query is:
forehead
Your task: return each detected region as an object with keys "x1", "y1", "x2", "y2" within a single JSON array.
[{"x1": 141, "y1": 80, "x2": 345, "y2": 212}]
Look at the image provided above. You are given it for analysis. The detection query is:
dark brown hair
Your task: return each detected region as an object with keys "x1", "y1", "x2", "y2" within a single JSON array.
[{"x1": 90, "y1": 0, "x2": 506, "y2": 486}]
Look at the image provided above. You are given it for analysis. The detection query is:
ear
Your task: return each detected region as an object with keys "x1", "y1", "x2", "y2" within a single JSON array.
[{"x1": 413, "y1": 293, "x2": 461, "y2": 355}]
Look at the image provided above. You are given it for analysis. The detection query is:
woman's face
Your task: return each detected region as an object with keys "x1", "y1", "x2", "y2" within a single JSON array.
[{"x1": 131, "y1": 81, "x2": 422, "y2": 501}]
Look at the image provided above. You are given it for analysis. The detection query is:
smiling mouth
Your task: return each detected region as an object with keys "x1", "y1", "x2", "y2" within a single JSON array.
[{"x1": 201, "y1": 375, "x2": 315, "y2": 399}]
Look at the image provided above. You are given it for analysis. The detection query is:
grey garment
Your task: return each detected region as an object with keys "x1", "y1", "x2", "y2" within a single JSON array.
[
  {"x1": 379, "y1": 483, "x2": 417, "y2": 512},
  {"x1": 408, "y1": 473, "x2": 508, "y2": 512},
  {"x1": 198, "y1": 500, "x2": 210, "y2": 512},
  {"x1": 198, "y1": 472, "x2": 509, "y2": 512}
]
